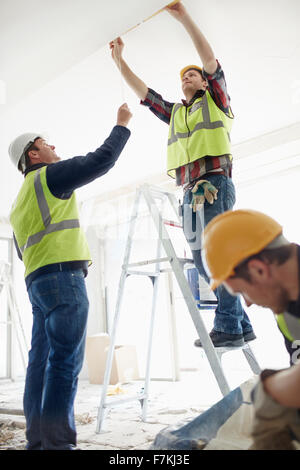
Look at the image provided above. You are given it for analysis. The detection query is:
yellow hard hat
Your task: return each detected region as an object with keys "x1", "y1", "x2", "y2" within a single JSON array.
[
  {"x1": 180, "y1": 65, "x2": 203, "y2": 80},
  {"x1": 202, "y1": 209, "x2": 283, "y2": 290}
]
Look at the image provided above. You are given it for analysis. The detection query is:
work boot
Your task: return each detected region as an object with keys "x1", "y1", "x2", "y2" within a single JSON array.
[
  {"x1": 194, "y1": 329, "x2": 244, "y2": 348},
  {"x1": 243, "y1": 330, "x2": 256, "y2": 342}
]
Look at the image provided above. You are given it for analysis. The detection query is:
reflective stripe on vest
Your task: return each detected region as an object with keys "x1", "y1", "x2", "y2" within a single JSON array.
[
  {"x1": 168, "y1": 94, "x2": 226, "y2": 146},
  {"x1": 167, "y1": 91, "x2": 233, "y2": 177},
  {"x1": 10, "y1": 166, "x2": 91, "y2": 279},
  {"x1": 276, "y1": 312, "x2": 300, "y2": 342},
  {"x1": 19, "y1": 169, "x2": 80, "y2": 254}
]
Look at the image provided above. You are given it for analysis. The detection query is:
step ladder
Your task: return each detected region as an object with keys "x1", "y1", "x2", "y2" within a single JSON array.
[
  {"x1": 0, "y1": 261, "x2": 28, "y2": 378},
  {"x1": 96, "y1": 184, "x2": 260, "y2": 433}
]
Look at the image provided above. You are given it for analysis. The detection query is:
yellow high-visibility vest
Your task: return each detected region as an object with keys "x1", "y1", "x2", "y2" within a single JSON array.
[
  {"x1": 167, "y1": 91, "x2": 234, "y2": 178},
  {"x1": 276, "y1": 312, "x2": 300, "y2": 343},
  {"x1": 10, "y1": 166, "x2": 91, "y2": 278}
]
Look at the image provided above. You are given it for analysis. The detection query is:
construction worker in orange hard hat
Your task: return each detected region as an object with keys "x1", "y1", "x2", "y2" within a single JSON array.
[
  {"x1": 202, "y1": 208, "x2": 300, "y2": 450},
  {"x1": 202, "y1": 208, "x2": 300, "y2": 363},
  {"x1": 109, "y1": 1, "x2": 255, "y2": 348}
]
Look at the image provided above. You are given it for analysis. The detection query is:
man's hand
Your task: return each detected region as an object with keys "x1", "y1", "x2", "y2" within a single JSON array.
[
  {"x1": 109, "y1": 37, "x2": 124, "y2": 66},
  {"x1": 165, "y1": 1, "x2": 187, "y2": 22},
  {"x1": 117, "y1": 103, "x2": 132, "y2": 127}
]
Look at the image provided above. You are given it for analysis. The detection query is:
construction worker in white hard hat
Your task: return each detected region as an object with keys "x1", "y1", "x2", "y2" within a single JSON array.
[
  {"x1": 109, "y1": 0, "x2": 255, "y2": 348},
  {"x1": 202, "y1": 209, "x2": 300, "y2": 449},
  {"x1": 8, "y1": 103, "x2": 132, "y2": 450}
]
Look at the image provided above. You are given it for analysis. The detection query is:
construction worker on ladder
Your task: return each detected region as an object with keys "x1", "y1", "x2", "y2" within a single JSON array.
[
  {"x1": 109, "y1": 0, "x2": 256, "y2": 348},
  {"x1": 8, "y1": 103, "x2": 132, "y2": 450},
  {"x1": 202, "y1": 209, "x2": 300, "y2": 449}
]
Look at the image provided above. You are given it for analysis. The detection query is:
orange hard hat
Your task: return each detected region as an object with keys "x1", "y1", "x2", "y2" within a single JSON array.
[
  {"x1": 202, "y1": 209, "x2": 283, "y2": 290},
  {"x1": 180, "y1": 65, "x2": 203, "y2": 80}
]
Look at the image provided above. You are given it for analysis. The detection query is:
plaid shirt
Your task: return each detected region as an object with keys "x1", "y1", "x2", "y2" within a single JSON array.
[{"x1": 141, "y1": 60, "x2": 233, "y2": 186}]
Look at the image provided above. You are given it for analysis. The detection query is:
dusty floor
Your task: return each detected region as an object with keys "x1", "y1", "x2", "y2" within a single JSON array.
[{"x1": 0, "y1": 360, "x2": 255, "y2": 451}]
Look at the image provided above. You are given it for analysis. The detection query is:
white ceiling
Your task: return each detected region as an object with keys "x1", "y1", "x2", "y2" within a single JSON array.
[
  {"x1": 1, "y1": 0, "x2": 169, "y2": 106},
  {"x1": 1, "y1": 0, "x2": 300, "y2": 218}
]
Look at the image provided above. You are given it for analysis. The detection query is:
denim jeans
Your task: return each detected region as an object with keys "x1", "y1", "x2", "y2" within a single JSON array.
[
  {"x1": 182, "y1": 174, "x2": 253, "y2": 335},
  {"x1": 25, "y1": 269, "x2": 89, "y2": 450}
]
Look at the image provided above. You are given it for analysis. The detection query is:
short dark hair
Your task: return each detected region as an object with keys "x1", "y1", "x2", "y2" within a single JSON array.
[
  {"x1": 18, "y1": 141, "x2": 39, "y2": 174},
  {"x1": 187, "y1": 67, "x2": 204, "y2": 79},
  {"x1": 231, "y1": 245, "x2": 293, "y2": 282}
]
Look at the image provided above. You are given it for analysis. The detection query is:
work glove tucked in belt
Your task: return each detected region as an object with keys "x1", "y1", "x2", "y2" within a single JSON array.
[
  {"x1": 190, "y1": 180, "x2": 218, "y2": 212},
  {"x1": 250, "y1": 369, "x2": 300, "y2": 450}
]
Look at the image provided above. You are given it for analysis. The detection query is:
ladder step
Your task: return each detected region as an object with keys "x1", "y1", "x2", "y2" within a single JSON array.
[
  {"x1": 126, "y1": 257, "x2": 169, "y2": 268},
  {"x1": 126, "y1": 257, "x2": 195, "y2": 269},
  {"x1": 126, "y1": 270, "x2": 160, "y2": 277},
  {"x1": 102, "y1": 394, "x2": 147, "y2": 408}
]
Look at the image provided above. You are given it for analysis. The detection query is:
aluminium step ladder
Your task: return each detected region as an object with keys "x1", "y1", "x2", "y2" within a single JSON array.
[{"x1": 96, "y1": 184, "x2": 260, "y2": 432}]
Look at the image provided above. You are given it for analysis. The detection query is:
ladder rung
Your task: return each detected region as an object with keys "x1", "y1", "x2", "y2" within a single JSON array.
[
  {"x1": 102, "y1": 394, "x2": 147, "y2": 408},
  {"x1": 126, "y1": 270, "x2": 159, "y2": 277},
  {"x1": 126, "y1": 257, "x2": 169, "y2": 268},
  {"x1": 126, "y1": 257, "x2": 194, "y2": 269}
]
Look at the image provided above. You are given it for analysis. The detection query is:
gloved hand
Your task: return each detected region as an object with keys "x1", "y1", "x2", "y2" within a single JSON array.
[
  {"x1": 190, "y1": 180, "x2": 218, "y2": 212},
  {"x1": 249, "y1": 369, "x2": 300, "y2": 450}
]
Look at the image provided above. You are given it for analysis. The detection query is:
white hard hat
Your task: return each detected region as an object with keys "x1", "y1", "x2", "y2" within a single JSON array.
[{"x1": 8, "y1": 133, "x2": 43, "y2": 172}]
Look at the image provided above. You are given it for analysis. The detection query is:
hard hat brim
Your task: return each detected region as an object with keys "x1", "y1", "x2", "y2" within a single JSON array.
[
  {"x1": 180, "y1": 65, "x2": 203, "y2": 80},
  {"x1": 210, "y1": 279, "x2": 221, "y2": 291}
]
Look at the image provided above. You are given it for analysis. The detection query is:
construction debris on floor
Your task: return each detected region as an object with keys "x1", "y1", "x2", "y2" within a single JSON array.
[
  {"x1": 0, "y1": 372, "x2": 214, "y2": 451},
  {"x1": 2, "y1": 370, "x2": 298, "y2": 451}
]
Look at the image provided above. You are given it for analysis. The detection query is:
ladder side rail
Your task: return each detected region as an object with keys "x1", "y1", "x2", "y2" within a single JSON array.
[
  {"x1": 140, "y1": 197, "x2": 165, "y2": 421},
  {"x1": 165, "y1": 271, "x2": 180, "y2": 381},
  {"x1": 242, "y1": 344, "x2": 261, "y2": 375},
  {"x1": 96, "y1": 189, "x2": 142, "y2": 433},
  {"x1": 141, "y1": 275, "x2": 160, "y2": 421}
]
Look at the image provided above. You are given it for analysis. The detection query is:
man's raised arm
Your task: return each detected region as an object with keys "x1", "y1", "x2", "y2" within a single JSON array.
[
  {"x1": 109, "y1": 37, "x2": 148, "y2": 101},
  {"x1": 166, "y1": 1, "x2": 218, "y2": 75}
]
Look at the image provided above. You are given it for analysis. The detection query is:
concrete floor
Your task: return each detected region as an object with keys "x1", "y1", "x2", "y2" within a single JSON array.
[{"x1": 0, "y1": 357, "x2": 256, "y2": 451}]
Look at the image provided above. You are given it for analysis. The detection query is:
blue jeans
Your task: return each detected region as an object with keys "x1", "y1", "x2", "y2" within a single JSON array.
[
  {"x1": 25, "y1": 270, "x2": 89, "y2": 450},
  {"x1": 182, "y1": 174, "x2": 253, "y2": 335}
]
